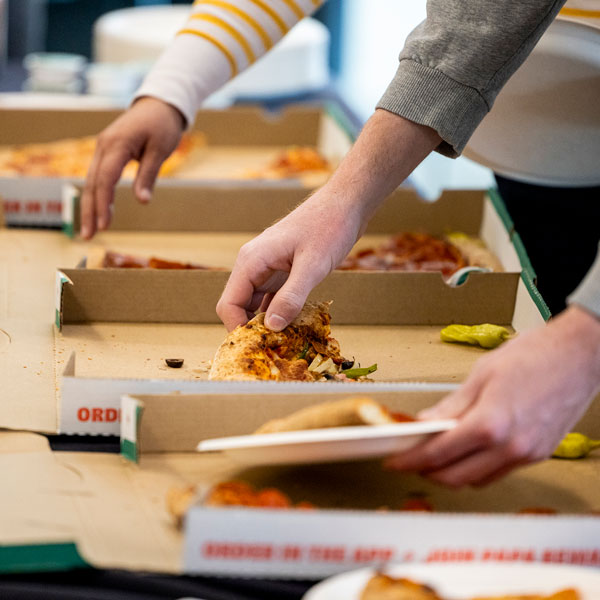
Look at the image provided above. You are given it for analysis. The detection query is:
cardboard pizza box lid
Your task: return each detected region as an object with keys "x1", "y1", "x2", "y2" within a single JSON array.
[{"x1": 464, "y1": 18, "x2": 600, "y2": 186}]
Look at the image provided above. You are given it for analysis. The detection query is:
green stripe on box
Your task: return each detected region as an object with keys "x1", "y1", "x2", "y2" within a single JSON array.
[
  {"x1": 0, "y1": 543, "x2": 88, "y2": 573},
  {"x1": 487, "y1": 187, "x2": 514, "y2": 234},
  {"x1": 512, "y1": 231, "x2": 538, "y2": 284},
  {"x1": 521, "y1": 271, "x2": 551, "y2": 321},
  {"x1": 54, "y1": 308, "x2": 60, "y2": 330},
  {"x1": 324, "y1": 101, "x2": 359, "y2": 142},
  {"x1": 121, "y1": 438, "x2": 138, "y2": 463},
  {"x1": 61, "y1": 221, "x2": 74, "y2": 239}
]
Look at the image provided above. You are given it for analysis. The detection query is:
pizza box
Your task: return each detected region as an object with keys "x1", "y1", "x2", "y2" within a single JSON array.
[
  {"x1": 50, "y1": 252, "x2": 556, "y2": 437},
  {"x1": 59, "y1": 183, "x2": 537, "y2": 283},
  {"x1": 0, "y1": 103, "x2": 354, "y2": 226},
  {"x1": 1, "y1": 389, "x2": 600, "y2": 579},
  {"x1": 0, "y1": 188, "x2": 546, "y2": 435}
]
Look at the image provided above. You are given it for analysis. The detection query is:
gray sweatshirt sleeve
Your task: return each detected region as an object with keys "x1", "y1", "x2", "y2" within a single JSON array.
[
  {"x1": 377, "y1": 0, "x2": 566, "y2": 157},
  {"x1": 568, "y1": 244, "x2": 600, "y2": 320}
]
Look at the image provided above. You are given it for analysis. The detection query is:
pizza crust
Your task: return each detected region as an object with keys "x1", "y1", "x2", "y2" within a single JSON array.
[
  {"x1": 445, "y1": 232, "x2": 504, "y2": 272},
  {"x1": 208, "y1": 301, "x2": 340, "y2": 382},
  {"x1": 254, "y1": 397, "x2": 396, "y2": 434}
]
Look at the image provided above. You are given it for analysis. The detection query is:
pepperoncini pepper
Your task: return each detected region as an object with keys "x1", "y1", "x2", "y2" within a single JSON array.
[
  {"x1": 440, "y1": 324, "x2": 510, "y2": 349},
  {"x1": 552, "y1": 432, "x2": 600, "y2": 459}
]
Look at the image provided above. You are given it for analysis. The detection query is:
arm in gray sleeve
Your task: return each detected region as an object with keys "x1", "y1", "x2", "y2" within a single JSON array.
[
  {"x1": 377, "y1": 0, "x2": 566, "y2": 157},
  {"x1": 568, "y1": 244, "x2": 600, "y2": 320}
]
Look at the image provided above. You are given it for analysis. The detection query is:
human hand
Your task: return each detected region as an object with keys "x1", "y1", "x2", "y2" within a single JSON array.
[
  {"x1": 385, "y1": 305, "x2": 600, "y2": 487},
  {"x1": 216, "y1": 186, "x2": 366, "y2": 332},
  {"x1": 216, "y1": 110, "x2": 442, "y2": 332},
  {"x1": 80, "y1": 97, "x2": 185, "y2": 239}
]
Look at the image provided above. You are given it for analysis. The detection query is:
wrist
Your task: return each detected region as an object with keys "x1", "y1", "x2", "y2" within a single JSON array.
[
  {"x1": 557, "y1": 305, "x2": 600, "y2": 378},
  {"x1": 133, "y1": 96, "x2": 187, "y2": 131}
]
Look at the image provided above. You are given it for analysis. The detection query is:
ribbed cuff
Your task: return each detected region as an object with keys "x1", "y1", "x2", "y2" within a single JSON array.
[
  {"x1": 568, "y1": 244, "x2": 600, "y2": 320},
  {"x1": 132, "y1": 34, "x2": 231, "y2": 128},
  {"x1": 134, "y1": 79, "x2": 197, "y2": 130},
  {"x1": 376, "y1": 59, "x2": 490, "y2": 158}
]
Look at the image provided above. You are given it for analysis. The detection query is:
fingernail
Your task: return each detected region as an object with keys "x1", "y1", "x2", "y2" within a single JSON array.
[
  {"x1": 80, "y1": 225, "x2": 89, "y2": 239},
  {"x1": 97, "y1": 218, "x2": 105, "y2": 231},
  {"x1": 138, "y1": 188, "x2": 152, "y2": 203},
  {"x1": 265, "y1": 314, "x2": 286, "y2": 331}
]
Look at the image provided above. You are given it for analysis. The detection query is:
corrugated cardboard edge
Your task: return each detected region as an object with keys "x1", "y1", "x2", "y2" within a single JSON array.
[
  {"x1": 120, "y1": 395, "x2": 143, "y2": 463},
  {"x1": 61, "y1": 183, "x2": 79, "y2": 239},
  {"x1": 487, "y1": 187, "x2": 538, "y2": 285},
  {"x1": 54, "y1": 271, "x2": 73, "y2": 330}
]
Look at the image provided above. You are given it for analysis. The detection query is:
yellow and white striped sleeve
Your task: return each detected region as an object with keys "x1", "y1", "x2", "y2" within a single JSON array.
[{"x1": 135, "y1": 0, "x2": 324, "y2": 126}]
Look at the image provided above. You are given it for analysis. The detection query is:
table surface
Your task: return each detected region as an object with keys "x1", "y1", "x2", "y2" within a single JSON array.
[{"x1": 0, "y1": 66, "x2": 361, "y2": 596}]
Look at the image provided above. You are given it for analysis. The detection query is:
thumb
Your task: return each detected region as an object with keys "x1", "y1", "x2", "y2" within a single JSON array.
[
  {"x1": 264, "y1": 257, "x2": 328, "y2": 331},
  {"x1": 418, "y1": 374, "x2": 485, "y2": 420},
  {"x1": 133, "y1": 146, "x2": 166, "y2": 204}
]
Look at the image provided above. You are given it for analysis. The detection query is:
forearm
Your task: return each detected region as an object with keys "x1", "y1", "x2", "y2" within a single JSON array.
[
  {"x1": 320, "y1": 109, "x2": 441, "y2": 228},
  {"x1": 135, "y1": 0, "x2": 322, "y2": 126},
  {"x1": 379, "y1": 0, "x2": 567, "y2": 156}
]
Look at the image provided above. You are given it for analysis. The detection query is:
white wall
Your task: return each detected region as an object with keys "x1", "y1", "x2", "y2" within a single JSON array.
[{"x1": 335, "y1": 0, "x2": 494, "y2": 199}]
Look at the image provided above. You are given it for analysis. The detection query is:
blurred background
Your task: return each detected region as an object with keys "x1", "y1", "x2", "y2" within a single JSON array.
[{"x1": 0, "y1": 0, "x2": 493, "y2": 193}]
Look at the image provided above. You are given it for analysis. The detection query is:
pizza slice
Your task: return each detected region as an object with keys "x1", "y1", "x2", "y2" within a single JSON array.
[
  {"x1": 244, "y1": 146, "x2": 331, "y2": 180},
  {"x1": 360, "y1": 573, "x2": 442, "y2": 600},
  {"x1": 0, "y1": 132, "x2": 204, "y2": 178},
  {"x1": 84, "y1": 248, "x2": 221, "y2": 270},
  {"x1": 209, "y1": 301, "x2": 376, "y2": 382},
  {"x1": 339, "y1": 231, "x2": 501, "y2": 277},
  {"x1": 470, "y1": 590, "x2": 579, "y2": 600},
  {"x1": 166, "y1": 480, "x2": 315, "y2": 527},
  {"x1": 360, "y1": 574, "x2": 580, "y2": 600},
  {"x1": 254, "y1": 396, "x2": 413, "y2": 434}
]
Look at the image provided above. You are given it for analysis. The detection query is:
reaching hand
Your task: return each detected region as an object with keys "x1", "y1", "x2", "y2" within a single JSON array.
[
  {"x1": 216, "y1": 109, "x2": 442, "y2": 332},
  {"x1": 385, "y1": 305, "x2": 600, "y2": 487},
  {"x1": 216, "y1": 187, "x2": 365, "y2": 332},
  {"x1": 80, "y1": 97, "x2": 185, "y2": 239}
]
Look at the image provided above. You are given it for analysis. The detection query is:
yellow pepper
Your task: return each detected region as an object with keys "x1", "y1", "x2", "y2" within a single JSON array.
[
  {"x1": 440, "y1": 324, "x2": 510, "y2": 349},
  {"x1": 552, "y1": 432, "x2": 600, "y2": 459}
]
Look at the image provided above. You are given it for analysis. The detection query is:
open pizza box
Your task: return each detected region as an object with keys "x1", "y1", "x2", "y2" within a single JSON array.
[
  {"x1": 0, "y1": 183, "x2": 545, "y2": 436},
  {"x1": 59, "y1": 183, "x2": 536, "y2": 282},
  {"x1": 0, "y1": 103, "x2": 353, "y2": 226},
  {"x1": 51, "y1": 259, "x2": 553, "y2": 436},
  {"x1": 1, "y1": 386, "x2": 600, "y2": 579}
]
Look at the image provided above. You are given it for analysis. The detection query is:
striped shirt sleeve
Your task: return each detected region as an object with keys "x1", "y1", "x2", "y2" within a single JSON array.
[{"x1": 135, "y1": 0, "x2": 324, "y2": 126}]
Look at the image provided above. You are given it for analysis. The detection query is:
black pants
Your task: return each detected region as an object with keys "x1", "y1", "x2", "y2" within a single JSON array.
[{"x1": 495, "y1": 175, "x2": 600, "y2": 317}]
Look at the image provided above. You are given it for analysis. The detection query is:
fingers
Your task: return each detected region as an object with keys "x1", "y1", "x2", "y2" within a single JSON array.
[
  {"x1": 93, "y1": 146, "x2": 133, "y2": 232},
  {"x1": 81, "y1": 142, "x2": 132, "y2": 239},
  {"x1": 80, "y1": 148, "x2": 102, "y2": 239},
  {"x1": 217, "y1": 259, "x2": 261, "y2": 331},
  {"x1": 424, "y1": 446, "x2": 528, "y2": 488},
  {"x1": 264, "y1": 255, "x2": 330, "y2": 331},
  {"x1": 217, "y1": 245, "x2": 290, "y2": 331},
  {"x1": 384, "y1": 380, "x2": 509, "y2": 474},
  {"x1": 417, "y1": 367, "x2": 486, "y2": 420},
  {"x1": 134, "y1": 144, "x2": 165, "y2": 204}
]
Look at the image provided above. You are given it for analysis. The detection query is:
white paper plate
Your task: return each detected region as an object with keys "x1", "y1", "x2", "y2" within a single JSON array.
[
  {"x1": 197, "y1": 420, "x2": 456, "y2": 466},
  {"x1": 464, "y1": 18, "x2": 600, "y2": 186},
  {"x1": 303, "y1": 563, "x2": 600, "y2": 600}
]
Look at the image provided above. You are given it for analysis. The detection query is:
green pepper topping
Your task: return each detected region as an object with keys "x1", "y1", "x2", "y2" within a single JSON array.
[
  {"x1": 297, "y1": 341, "x2": 310, "y2": 360},
  {"x1": 341, "y1": 363, "x2": 377, "y2": 379}
]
